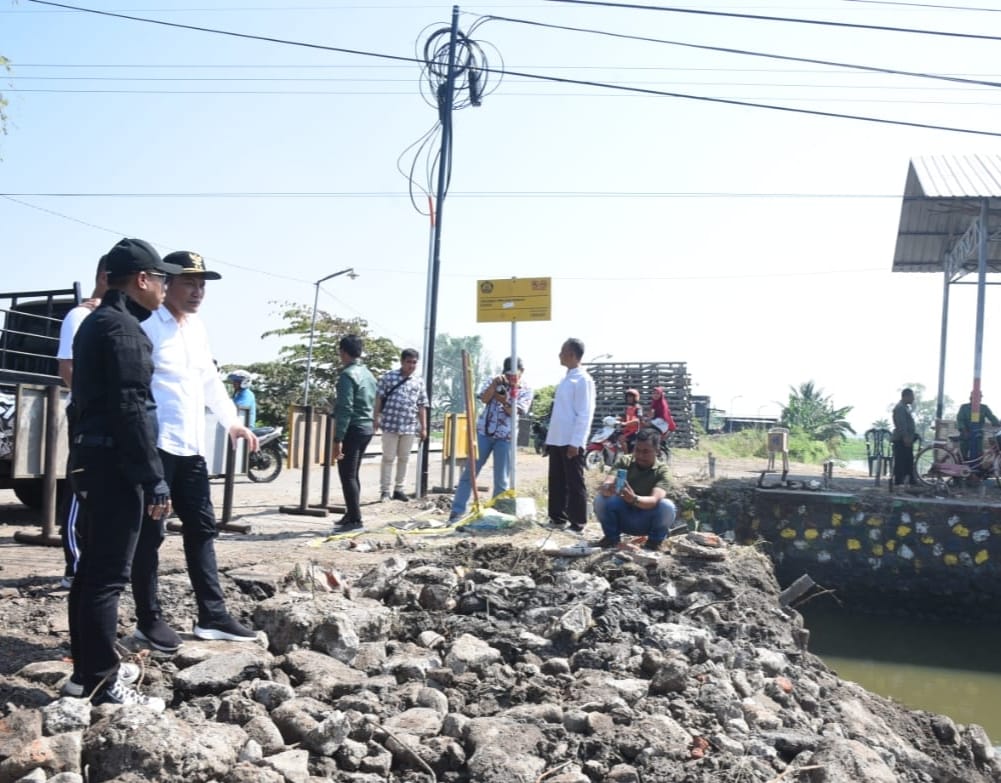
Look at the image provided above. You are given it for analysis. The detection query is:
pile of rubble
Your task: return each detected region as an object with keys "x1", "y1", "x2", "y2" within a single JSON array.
[{"x1": 3, "y1": 538, "x2": 999, "y2": 782}]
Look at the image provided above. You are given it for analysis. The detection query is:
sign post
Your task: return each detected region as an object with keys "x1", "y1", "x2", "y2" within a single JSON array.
[{"x1": 477, "y1": 277, "x2": 552, "y2": 491}]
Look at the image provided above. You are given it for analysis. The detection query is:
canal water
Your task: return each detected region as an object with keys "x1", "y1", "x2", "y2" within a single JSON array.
[{"x1": 801, "y1": 606, "x2": 1001, "y2": 743}]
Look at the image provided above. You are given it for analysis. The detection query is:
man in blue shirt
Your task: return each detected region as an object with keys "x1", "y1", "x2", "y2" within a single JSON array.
[{"x1": 228, "y1": 370, "x2": 257, "y2": 427}]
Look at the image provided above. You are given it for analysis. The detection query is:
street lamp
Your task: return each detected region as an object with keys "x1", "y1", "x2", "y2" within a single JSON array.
[
  {"x1": 591, "y1": 352, "x2": 613, "y2": 362},
  {"x1": 303, "y1": 267, "x2": 358, "y2": 405}
]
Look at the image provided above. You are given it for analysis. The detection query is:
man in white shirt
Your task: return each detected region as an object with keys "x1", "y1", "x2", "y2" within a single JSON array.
[
  {"x1": 130, "y1": 250, "x2": 259, "y2": 651},
  {"x1": 56, "y1": 255, "x2": 107, "y2": 588},
  {"x1": 545, "y1": 338, "x2": 596, "y2": 532}
]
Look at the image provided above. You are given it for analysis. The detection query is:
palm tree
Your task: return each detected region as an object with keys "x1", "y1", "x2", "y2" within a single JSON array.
[{"x1": 780, "y1": 381, "x2": 855, "y2": 442}]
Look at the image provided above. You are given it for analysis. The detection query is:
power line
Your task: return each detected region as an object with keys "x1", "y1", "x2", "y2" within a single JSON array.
[
  {"x1": 480, "y1": 14, "x2": 1001, "y2": 90},
  {"x1": 25, "y1": 0, "x2": 424, "y2": 66},
  {"x1": 0, "y1": 194, "x2": 314, "y2": 285},
  {"x1": 23, "y1": 0, "x2": 1001, "y2": 136},
  {"x1": 11, "y1": 75, "x2": 1001, "y2": 92},
  {"x1": 542, "y1": 0, "x2": 1001, "y2": 42},
  {"x1": 0, "y1": 190, "x2": 903, "y2": 198},
  {"x1": 0, "y1": 196, "x2": 891, "y2": 285},
  {"x1": 11, "y1": 88, "x2": 1001, "y2": 107},
  {"x1": 842, "y1": 0, "x2": 1001, "y2": 11},
  {"x1": 13, "y1": 63, "x2": 1001, "y2": 77}
]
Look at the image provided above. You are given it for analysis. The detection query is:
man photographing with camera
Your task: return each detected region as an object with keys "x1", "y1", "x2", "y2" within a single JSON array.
[{"x1": 448, "y1": 357, "x2": 533, "y2": 523}]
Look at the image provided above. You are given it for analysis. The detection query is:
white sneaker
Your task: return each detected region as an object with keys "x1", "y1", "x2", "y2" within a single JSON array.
[
  {"x1": 93, "y1": 674, "x2": 165, "y2": 713},
  {"x1": 62, "y1": 661, "x2": 141, "y2": 698}
]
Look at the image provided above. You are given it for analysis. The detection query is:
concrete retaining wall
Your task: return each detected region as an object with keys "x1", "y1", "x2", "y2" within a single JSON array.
[{"x1": 695, "y1": 485, "x2": 1001, "y2": 619}]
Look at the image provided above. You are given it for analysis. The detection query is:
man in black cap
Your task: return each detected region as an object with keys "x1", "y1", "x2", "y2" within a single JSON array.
[
  {"x1": 68, "y1": 237, "x2": 183, "y2": 709},
  {"x1": 131, "y1": 250, "x2": 259, "y2": 650}
]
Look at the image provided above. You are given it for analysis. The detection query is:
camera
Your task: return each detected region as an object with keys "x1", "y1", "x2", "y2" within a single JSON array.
[{"x1": 496, "y1": 383, "x2": 509, "y2": 397}]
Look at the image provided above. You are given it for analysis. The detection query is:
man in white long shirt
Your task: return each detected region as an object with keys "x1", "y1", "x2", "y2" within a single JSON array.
[
  {"x1": 131, "y1": 251, "x2": 259, "y2": 651},
  {"x1": 545, "y1": 338, "x2": 596, "y2": 532}
]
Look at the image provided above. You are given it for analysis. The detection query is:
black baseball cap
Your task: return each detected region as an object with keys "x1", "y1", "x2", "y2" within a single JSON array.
[
  {"x1": 162, "y1": 250, "x2": 222, "y2": 280},
  {"x1": 104, "y1": 238, "x2": 184, "y2": 278}
]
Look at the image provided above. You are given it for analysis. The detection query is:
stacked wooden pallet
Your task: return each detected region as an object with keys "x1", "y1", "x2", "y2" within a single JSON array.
[{"x1": 584, "y1": 361, "x2": 697, "y2": 448}]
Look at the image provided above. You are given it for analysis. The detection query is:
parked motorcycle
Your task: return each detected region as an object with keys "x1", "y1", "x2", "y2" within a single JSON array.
[
  {"x1": 531, "y1": 414, "x2": 550, "y2": 455},
  {"x1": 248, "y1": 426, "x2": 287, "y2": 483},
  {"x1": 585, "y1": 416, "x2": 623, "y2": 470},
  {"x1": 585, "y1": 417, "x2": 672, "y2": 470}
]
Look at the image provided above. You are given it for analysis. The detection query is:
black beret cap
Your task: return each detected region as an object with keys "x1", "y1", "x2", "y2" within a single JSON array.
[
  {"x1": 104, "y1": 238, "x2": 184, "y2": 277},
  {"x1": 161, "y1": 251, "x2": 222, "y2": 280}
]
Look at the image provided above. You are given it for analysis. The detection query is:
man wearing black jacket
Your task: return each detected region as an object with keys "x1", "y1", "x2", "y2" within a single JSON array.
[{"x1": 67, "y1": 237, "x2": 182, "y2": 709}]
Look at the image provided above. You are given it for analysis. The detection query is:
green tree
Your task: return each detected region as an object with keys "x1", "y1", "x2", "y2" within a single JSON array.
[
  {"x1": 780, "y1": 380, "x2": 855, "y2": 444},
  {"x1": 254, "y1": 302, "x2": 399, "y2": 420},
  {"x1": 531, "y1": 384, "x2": 556, "y2": 419},
  {"x1": 221, "y1": 360, "x2": 299, "y2": 428},
  {"x1": 430, "y1": 333, "x2": 490, "y2": 420},
  {"x1": 871, "y1": 418, "x2": 890, "y2": 430}
]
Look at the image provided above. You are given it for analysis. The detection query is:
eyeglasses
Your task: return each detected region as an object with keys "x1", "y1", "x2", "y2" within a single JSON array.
[{"x1": 145, "y1": 271, "x2": 169, "y2": 286}]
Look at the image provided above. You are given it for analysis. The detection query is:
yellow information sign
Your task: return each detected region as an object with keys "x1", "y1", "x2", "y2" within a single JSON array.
[{"x1": 476, "y1": 277, "x2": 552, "y2": 323}]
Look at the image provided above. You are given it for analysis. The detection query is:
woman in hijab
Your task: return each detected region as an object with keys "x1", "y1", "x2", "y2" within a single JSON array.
[{"x1": 649, "y1": 386, "x2": 676, "y2": 434}]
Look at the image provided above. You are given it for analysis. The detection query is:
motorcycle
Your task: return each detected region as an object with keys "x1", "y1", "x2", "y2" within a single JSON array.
[
  {"x1": 585, "y1": 417, "x2": 672, "y2": 470},
  {"x1": 585, "y1": 416, "x2": 623, "y2": 470},
  {"x1": 248, "y1": 426, "x2": 287, "y2": 483},
  {"x1": 531, "y1": 414, "x2": 550, "y2": 455}
]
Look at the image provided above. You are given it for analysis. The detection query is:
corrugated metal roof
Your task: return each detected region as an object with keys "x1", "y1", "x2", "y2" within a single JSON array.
[{"x1": 892, "y1": 154, "x2": 1001, "y2": 274}]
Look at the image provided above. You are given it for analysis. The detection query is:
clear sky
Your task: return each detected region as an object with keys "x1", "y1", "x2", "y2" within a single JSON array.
[{"x1": 2, "y1": 0, "x2": 1000, "y2": 434}]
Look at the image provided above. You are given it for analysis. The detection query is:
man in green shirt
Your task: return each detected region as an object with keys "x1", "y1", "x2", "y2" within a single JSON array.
[
  {"x1": 956, "y1": 389, "x2": 1000, "y2": 463},
  {"x1": 592, "y1": 428, "x2": 676, "y2": 551},
  {"x1": 330, "y1": 334, "x2": 377, "y2": 533}
]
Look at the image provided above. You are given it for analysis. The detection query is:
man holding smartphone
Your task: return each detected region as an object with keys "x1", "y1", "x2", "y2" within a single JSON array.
[{"x1": 448, "y1": 357, "x2": 533, "y2": 523}]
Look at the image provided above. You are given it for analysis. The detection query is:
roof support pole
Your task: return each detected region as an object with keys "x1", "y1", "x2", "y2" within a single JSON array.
[
  {"x1": 971, "y1": 198, "x2": 990, "y2": 422},
  {"x1": 935, "y1": 256, "x2": 951, "y2": 422}
]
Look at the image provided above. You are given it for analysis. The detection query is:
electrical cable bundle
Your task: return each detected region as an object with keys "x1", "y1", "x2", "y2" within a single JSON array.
[{"x1": 397, "y1": 22, "x2": 503, "y2": 216}]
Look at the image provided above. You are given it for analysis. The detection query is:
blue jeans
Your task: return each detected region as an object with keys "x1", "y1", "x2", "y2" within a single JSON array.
[
  {"x1": 450, "y1": 432, "x2": 514, "y2": 518},
  {"x1": 593, "y1": 493, "x2": 677, "y2": 543}
]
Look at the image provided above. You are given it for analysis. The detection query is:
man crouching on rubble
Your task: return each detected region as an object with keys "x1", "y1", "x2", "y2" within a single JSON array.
[{"x1": 591, "y1": 428, "x2": 676, "y2": 552}]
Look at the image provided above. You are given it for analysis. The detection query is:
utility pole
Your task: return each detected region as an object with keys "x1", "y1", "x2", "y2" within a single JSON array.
[{"x1": 419, "y1": 5, "x2": 460, "y2": 498}]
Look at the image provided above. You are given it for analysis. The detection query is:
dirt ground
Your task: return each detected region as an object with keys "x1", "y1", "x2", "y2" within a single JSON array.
[{"x1": 0, "y1": 449, "x2": 870, "y2": 591}]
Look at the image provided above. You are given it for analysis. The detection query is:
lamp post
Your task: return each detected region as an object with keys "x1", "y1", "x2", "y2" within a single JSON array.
[
  {"x1": 591, "y1": 352, "x2": 613, "y2": 362},
  {"x1": 303, "y1": 267, "x2": 357, "y2": 405}
]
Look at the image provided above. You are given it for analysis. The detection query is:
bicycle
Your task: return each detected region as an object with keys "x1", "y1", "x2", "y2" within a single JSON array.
[{"x1": 913, "y1": 429, "x2": 1001, "y2": 489}]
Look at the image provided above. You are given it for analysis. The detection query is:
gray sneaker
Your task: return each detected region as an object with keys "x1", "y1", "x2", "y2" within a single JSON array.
[
  {"x1": 62, "y1": 662, "x2": 141, "y2": 697},
  {"x1": 92, "y1": 674, "x2": 165, "y2": 713}
]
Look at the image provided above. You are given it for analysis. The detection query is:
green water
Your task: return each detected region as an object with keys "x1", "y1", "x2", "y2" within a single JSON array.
[{"x1": 801, "y1": 608, "x2": 1001, "y2": 742}]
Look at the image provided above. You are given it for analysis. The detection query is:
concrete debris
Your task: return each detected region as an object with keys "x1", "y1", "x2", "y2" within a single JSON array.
[{"x1": 2, "y1": 541, "x2": 999, "y2": 782}]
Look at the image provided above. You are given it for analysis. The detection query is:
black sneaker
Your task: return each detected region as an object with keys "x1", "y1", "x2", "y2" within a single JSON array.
[
  {"x1": 331, "y1": 516, "x2": 363, "y2": 534},
  {"x1": 643, "y1": 539, "x2": 664, "y2": 552},
  {"x1": 134, "y1": 617, "x2": 182, "y2": 653},
  {"x1": 589, "y1": 537, "x2": 618, "y2": 549},
  {"x1": 193, "y1": 615, "x2": 257, "y2": 642},
  {"x1": 391, "y1": 491, "x2": 410, "y2": 502},
  {"x1": 93, "y1": 675, "x2": 165, "y2": 713}
]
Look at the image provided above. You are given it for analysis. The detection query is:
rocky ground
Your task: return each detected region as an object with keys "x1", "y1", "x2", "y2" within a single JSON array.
[{"x1": 0, "y1": 452, "x2": 998, "y2": 782}]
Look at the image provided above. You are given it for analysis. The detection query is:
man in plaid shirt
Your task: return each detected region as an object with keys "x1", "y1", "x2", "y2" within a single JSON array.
[{"x1": 373, "y1": 348, "x2": 429, "y2": 501}]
